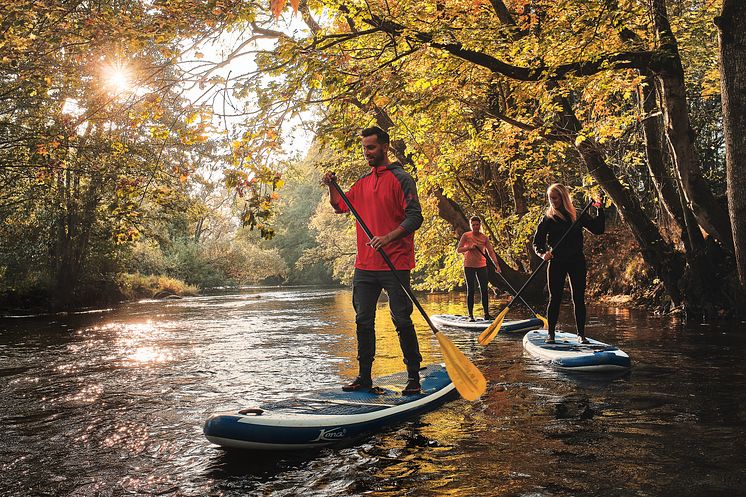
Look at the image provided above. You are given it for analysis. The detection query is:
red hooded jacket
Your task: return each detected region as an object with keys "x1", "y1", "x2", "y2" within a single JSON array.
[{"x1": 333, "y1": 162, "x2": 423, "y2": 271}]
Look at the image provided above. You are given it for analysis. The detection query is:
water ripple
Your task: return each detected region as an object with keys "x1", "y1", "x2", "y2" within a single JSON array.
[{"x1": 1, "y1": 288, "x2": 745, "y2": 496}]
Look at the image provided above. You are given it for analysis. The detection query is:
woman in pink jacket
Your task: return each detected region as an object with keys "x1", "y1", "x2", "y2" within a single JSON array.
[{"x1": 457, "y1": 216, "x2": 500, "y2": 321}]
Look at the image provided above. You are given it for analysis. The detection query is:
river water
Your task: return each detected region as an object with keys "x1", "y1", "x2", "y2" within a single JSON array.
[{"x1": 1, "y1": 287, "x2": 745, "y2": 496}]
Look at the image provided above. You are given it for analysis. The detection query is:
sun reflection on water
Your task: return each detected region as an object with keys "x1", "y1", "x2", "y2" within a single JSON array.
[
  {"x1": 82, "y1": 320, "x2": 177, "y2": 366},
  {"x1": 126, "y1": 346, "x2": 170, "y2": 365},
  {"x1": 62, "y1": 384, "x2": 104, "y2": 405}
]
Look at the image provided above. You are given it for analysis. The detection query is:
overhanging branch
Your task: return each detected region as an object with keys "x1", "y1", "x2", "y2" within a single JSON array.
[{"x1": 363, "y1": 15, "x2": 654, "y2": 81}]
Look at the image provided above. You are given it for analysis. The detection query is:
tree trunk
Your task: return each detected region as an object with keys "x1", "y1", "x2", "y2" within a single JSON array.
[
  {"x1": 53, "y1": 167, "x2": 84, "y2": 309},
  {"x1": 639, "y1": 73, "x2": 687, "y2": 234},
  {"x1": 606, "y1": 0, "x2": 723, "y2": 314},
  {"x1": 546, "y1": 90, "x2": 686, "y2": 306},
  {"x1": 716, "y1": 0, "x2": 746, "y2": 293},
  {"x1": 574, "y1": 137, "x2": 685, "y2": 307},
  {"x1": 511, "y1": 171, "x2": 540, "y2": 271},
  {"x1": 651, "y1": 0, "x2": 733, "y2": 250}
]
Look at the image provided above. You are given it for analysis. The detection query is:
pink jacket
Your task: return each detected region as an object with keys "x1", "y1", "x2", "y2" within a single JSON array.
[{"x1": 457, "y1": 231, "x2": 497, "y2": 268}]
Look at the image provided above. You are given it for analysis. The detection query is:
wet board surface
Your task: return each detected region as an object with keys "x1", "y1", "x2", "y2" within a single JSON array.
[
  {"x1": 522, "y1": 329, "x2": 631, "y2": 372},
  {"x1": 431, "y1": 314, "x2": 543, "y2": 333},
  {"x1": 203, "y1": 363, "x2": 456, "y2": 451}
]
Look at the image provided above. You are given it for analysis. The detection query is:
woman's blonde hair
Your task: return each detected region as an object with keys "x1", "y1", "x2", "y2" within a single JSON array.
[{"x1": 546, "y1": 183, "x2": 577, "y2": 222}]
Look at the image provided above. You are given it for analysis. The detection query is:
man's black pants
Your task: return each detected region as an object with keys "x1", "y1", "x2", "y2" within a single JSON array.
[{"x1": 352, "y1": 268, "x2": 422, "y2": 378}]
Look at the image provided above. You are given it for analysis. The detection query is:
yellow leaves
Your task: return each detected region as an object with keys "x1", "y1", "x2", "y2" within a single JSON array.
[
  {"x1": 308, "y1": 74, "x2": 323, "y2": 89},
  {"x1": 149, "y1": 126, "x2": 170, "y2": 141},
  {"x1": 114, "y1": 227, "x2": 141, "y2": 245},
  {"x1": 701, "y1": 67, "x2": 721, "y2": 99},
  {"x1": 111, "y1": 141, "x2": 128, "y2": 156}
]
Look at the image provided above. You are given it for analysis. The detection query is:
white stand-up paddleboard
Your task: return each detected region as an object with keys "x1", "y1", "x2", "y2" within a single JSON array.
[
  {"x1": 204, "y1": 364, "x2": 456, "y2": 451},
  {"x1": 522, "y1": 330, "x2": 631, "y2": 372},
  {"x1": 431, "y1": 314, "x2": 542, "y2": 333}
]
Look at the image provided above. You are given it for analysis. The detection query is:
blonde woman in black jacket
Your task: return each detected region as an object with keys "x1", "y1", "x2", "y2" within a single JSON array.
[{"x1": 533, "y1": 184, "x2": 604, "y2": 344}]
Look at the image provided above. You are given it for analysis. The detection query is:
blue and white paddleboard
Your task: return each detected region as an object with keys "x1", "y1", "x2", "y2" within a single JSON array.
[
  {"x1": 203, "y1": 364, "x2": 456, "y2": 451},
  {"x1": 431, "y1": 314, "x2": 542, "y2": 333},
  {"x1": 522, "y1": 330, "x2": 631, "y2": 372}
]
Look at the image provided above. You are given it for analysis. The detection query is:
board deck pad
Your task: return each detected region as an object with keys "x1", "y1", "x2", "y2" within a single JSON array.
[
  {"x1": 431, "y1": 314, "x2": 542, "y2": 333},
  {"x1": 522, "y1": 330, "x2": 631, "y2": 372},
  {"x1": 267, "y1": 367, "x2": 448, "y2": 415},
  {"x1": 203, "y1": 364, "x2": 456, "y2": 450}
]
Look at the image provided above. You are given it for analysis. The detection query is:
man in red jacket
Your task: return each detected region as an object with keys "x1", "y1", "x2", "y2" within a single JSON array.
[{"x1": 322, "y1": 126, "x2": 423, "y2": 395}]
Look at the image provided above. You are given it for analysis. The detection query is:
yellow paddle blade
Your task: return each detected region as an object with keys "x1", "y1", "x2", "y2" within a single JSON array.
[
  {"x1": 436, "y1": 332, "x2": 487, "y2": 401},
  {"x1": 536, "y1": 313, "x2": 549, "y2": 329},
  {"x1": 478, "y1": 306, "x2": 509, "y2": 346}
]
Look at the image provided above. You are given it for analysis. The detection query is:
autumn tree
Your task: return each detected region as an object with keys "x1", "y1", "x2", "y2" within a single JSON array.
[
  {"x1": 0, "y1": 0, "x2": 290, "y2": 308},
  {"x1": 249, "y1": 0, "x2": 741, "y2": 317}
]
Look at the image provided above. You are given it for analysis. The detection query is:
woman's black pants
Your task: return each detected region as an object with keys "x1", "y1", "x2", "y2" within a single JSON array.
[
  {"x1": 464, "y1": 266, "x2": 489, "y2": 318},
  {"x1": 546, "y1": 258, "x2": 587, "y2": 337}
]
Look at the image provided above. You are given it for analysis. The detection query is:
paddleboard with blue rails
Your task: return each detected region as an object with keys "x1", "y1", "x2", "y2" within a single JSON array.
[
  {"x1": 431, "y1": 314, "x2": 543, "y2": 333},
  {"x1": 203, "y1": 364, "x2": 456, "y2": 451},
  {"x1": 522, "y1": 330, "x2": 631, "y2": 372}
]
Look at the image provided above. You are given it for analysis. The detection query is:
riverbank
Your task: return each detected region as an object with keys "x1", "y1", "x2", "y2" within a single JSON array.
[
  {"x1": 0, "y1": 273, "x2": 198, "y2": 315},
  {"x1": 116, "y1": 273, "x2": 199, "y2": 300},
  {"x1": 0, "y1": 225, "x2": 689, "y2": 316},
  {"x1": 584, "y1": 225, "x2": 670, "y2": 311}
]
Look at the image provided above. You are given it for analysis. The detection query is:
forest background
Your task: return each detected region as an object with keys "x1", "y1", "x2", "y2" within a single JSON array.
[{"x1": 1, "y1": 0, "x2": 744, "y2": 320}]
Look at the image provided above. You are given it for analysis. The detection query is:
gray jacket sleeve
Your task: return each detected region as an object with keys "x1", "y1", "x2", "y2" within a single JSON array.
[{"x1": 392, "y1": 168, "x2": 423, "y2": 233}]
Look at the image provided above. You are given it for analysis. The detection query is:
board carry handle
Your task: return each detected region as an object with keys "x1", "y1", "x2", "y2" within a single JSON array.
[{"x1": 238, "y1": 407, "x2": 264, "y2": 415}]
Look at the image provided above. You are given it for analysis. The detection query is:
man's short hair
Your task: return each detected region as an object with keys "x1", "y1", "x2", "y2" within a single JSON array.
[
  {"x1": 360, "y1": 126, "x2": 390, "y2": 144},
  {"x1": 470, "y1": 215, "x2": 482, "y2": 223}
]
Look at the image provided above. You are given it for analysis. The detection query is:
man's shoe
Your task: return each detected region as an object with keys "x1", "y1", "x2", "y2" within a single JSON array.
[
  {"x1": 402, "y1": 378, "x2": 421, "y2": 395},
  {"x1": 484, "y1": 314, "x2": 493, "y2": 321},
  {"x1": 468, "y1": 316, "x2": 476, "y2": 322},
  {"x1": 342, "y1": 376, "x2": 372, "y2": 392}
]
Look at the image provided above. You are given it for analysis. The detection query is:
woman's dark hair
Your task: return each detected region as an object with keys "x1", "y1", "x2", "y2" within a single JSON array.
[
  {"x1": 360, "y1": 126, "x2": 390, "y2": 144},
  {"x1": 470, "y1": 215, "x2": 481, "y2": 223}
]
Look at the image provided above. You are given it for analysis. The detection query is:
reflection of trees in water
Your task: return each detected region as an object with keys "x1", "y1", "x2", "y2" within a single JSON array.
[{"x1": 320, "y1": 290, "x2": 446, "y2": 381}]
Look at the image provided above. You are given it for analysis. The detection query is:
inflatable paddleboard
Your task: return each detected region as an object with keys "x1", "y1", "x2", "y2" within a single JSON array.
[
  {"x1": 522, "y1": 330, "x2": 631, "y2": 372},
  {"x1": 204, "y1": 364, "x2": 456, "y2": 451},
  {"x1": 431, "y1": 314, "x2": 542, "y2": 333}
]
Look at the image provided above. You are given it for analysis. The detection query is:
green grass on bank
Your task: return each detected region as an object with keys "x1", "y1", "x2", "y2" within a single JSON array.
[{"x1": 117, "y1": 273, "x2": 199, "y2": 300}]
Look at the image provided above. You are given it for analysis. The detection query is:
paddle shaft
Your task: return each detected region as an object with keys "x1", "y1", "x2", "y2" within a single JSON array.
[
  {"x1": 502, "y1": 200, "x2": 595, "y2": 311},
  {"x1": 478, "y1": 247, "x2": 540, "y2": 316},
  {"x1": 330, "y1": 180, "x2": 440, "y2": 335}
]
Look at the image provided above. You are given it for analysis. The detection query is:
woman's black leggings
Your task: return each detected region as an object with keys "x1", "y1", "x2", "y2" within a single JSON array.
[
  {"x1": 546, "y1": 258, "x2": 587, "y2": 337},
  {"x1": 464, "y1": 266, "x2": 489, "y2": 317}
]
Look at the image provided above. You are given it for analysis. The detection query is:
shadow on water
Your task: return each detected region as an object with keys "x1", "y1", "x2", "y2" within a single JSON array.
[{"x1": 205, "y1": 448, "x2": 321, "y2": 478}]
